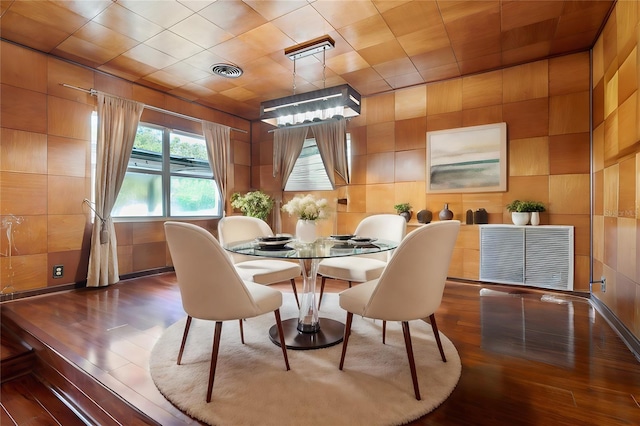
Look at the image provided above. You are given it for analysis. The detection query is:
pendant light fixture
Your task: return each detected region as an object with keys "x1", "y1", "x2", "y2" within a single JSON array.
[{"x1": 259, "y1": 35, "x2": 361, "y2": 127}]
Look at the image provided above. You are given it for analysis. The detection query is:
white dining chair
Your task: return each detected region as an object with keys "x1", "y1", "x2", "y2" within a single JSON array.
[
  {"x1": 218, "y1": 216, "x2": 301, "y2": 307},
  {"x1": 338, "y1": 220, "x2": 460, "y2": 400},
  {"x1": 317, "y1": 214, "x2": 407, "y2": 308},
  {"x1": 164, "y1": 221, "x2": 290, "y2": 403}
]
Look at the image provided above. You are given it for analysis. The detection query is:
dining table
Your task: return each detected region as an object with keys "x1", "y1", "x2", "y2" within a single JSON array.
[{"x1": 223, "y1": 235, "x2": 399, "y2": 350}]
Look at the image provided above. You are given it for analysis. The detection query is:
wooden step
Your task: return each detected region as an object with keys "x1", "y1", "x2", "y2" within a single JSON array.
[
  {"x1": 1, "y1": 308, "x2": 160, "y2": 425},
  {"x1": 1, "y1": 374, "x2": 87, "y2": 426},
  {"x1": 1, "y1": 323, "x2": 35, "y2": 383},
  {"x1": 1, "y1": 322, "x2": 86, "y2": 424}
]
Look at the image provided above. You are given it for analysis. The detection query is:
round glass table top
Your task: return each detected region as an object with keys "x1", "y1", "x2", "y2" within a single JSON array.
[{"x1": 223, "y1": 236, "x2": 399, "y2": 260}]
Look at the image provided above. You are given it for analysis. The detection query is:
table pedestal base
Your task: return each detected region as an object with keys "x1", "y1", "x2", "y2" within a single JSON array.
[{"x1": 269, "y1": 318, "x2": 344, "y2": 350}]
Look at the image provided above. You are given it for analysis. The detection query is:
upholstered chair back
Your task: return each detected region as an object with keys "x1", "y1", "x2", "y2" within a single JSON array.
[
  {"x1": 218, "y1": 216, "x2": 274, "y2": 264},
  {"x1": 164, "y1": 221, "x2": 260, "y2": 321},
  {"x1": 354, "y1": 214, "x2": 407, "y2": 262},
  {"x1": 363, "y1": 220, "x2": 460, "y2": 321}
]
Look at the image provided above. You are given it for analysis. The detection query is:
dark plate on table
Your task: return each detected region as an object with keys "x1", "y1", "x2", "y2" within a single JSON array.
[
  {"x1": 255, "y1": 244, "x2": 293, "y2": 251},
  {"x1": 255, "y1": 236, "x2": 293, "y2": 249},
  {"x1": 256, "y1": 236, "x2": 292, "y2": 243},
  {"x1": 330, "y1": 234, "x2": 356, "y2": 241},
  {"x1": 348, "y1": 237, "x2": 378, "y2": 245}
]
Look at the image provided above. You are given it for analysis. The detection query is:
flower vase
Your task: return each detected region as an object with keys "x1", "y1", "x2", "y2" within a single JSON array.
[{"x1": 296, "y1": 219, "x2": 317, "y2": 243}]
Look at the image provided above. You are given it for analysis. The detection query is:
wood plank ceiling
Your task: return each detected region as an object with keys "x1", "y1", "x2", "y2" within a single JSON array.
[{"x1": 0, "y1": 0, "x2": 614, "y2": 121}]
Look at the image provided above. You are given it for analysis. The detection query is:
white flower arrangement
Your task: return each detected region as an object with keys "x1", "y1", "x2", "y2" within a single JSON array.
[{"x1": 281, "y1": 194, "x2": 329, "y2": 221}]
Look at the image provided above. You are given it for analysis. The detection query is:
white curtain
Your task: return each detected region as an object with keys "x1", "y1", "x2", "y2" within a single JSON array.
[
  {"x1": 202, "y1": 121, "x2": 231, "y2": 215},
  {"x1": 311, "y1": 118, "x2": 349, "y2": 187},
  {"x1": 87, "y1": 93, "x2": 144, "y2": 287},
  {"x1": 272, "y1": 126, "x2": 308, "y2": 232}
]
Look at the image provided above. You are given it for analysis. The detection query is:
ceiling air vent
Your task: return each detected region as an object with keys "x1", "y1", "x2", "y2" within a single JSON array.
[{"x1": 211, "y1": 63, "x2": 243, "y2": 78}]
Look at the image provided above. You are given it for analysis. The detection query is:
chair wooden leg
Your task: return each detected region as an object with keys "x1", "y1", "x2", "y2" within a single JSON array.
[
  {"x1": 429, "y1": 313, "x2": 447, "y2": 362},
  {"x1": 348, "y1": 281, "x2": 352, "y2": 288},
  {"x1": 402, "y1": 321, "x2": 421, "y2": 401},
  {"x1": 339, "y1": 312, "x2": 353, "y2": 370},
  {"x1": 382, "y1": 320, "x2": 387, "y2": 344},
  {"x1": 177, "y1": 316, "x2": 192, "y2": 365},
  {"x1": 206, "y1": 321, "x2": 223, "y2": 403},
  {"x1": 318, "y1": 276, "x2": 327, "y2": 309},
  {"x1": 239, "y1": 319, "x2": 244, "y2": 344},
  {"x1": 274, "y1": 309, "x2": 290, "y2": 371},
  {"x1": 290, "y1": 278, "x2": 300, "y2": 308}
]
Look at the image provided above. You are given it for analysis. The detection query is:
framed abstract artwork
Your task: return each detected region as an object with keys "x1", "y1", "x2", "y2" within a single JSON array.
[{"x1": 426, "y1": 122, "x2": 507, "y2": 193}]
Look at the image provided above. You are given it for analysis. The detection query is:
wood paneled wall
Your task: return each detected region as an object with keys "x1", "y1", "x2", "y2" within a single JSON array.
[
  {"x1": 4, "y1": 0, "x2": 638, "y2": 342},
  {"x1": 591, "y1": 0, "x2": 640, "y2": 339},
  {"x1": 0, "y1": 41, "x2": 250, "y2": 295},
  {"x1": 254, "y1": 52, "x2": 592, "y2": 290}
]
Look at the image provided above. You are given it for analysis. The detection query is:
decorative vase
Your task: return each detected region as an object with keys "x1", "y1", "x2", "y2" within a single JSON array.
[
  {"x1": 474, "y1": 208, "x2": 488, "y2": 224},
  {"x1": 296, "y1": 219, "x2": 317, "y2": 243},
  {"x1": 530, "y1": 212, "x2": 540, "y2": 226},
  {"x1": 417, "y1": 209, "x2": 432, "y2": 224},
  {"x1": 439, "y1": 203, "x2": 454, "y2": 221},
  {"x1": 466, "y1": 209, "x2": 474, "y2": 224},
  {"x1": 399, "y1": 211, "x2": 412, "y2": 222},
  {"x1": 511, "y1": 212, "x2": 530, "y2": 226}
]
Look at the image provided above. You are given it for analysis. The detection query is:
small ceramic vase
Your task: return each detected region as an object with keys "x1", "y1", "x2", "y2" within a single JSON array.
[
  {"x1": 530, "y1": 212, "x2": 540, "y2": 226},
  {"x1": 417, "y1": 210, "x2": 432, "y2": 224},
  {"x1": 466, "y1": 209, "x2": 474, "y2": 224},
  {"x1": 474, "y1": 208, "x2": 488, "y2": 224},
  {"x1": 439, "y1": 203, "x2": 454, "y2": 221}
]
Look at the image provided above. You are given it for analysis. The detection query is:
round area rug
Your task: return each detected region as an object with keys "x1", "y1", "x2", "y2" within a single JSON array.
[{"x1": 149, "y1": 294, "x2": 461, "y2": 426}]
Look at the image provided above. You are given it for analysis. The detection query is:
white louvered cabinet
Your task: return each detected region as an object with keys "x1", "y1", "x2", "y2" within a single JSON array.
[{"x1": 479, "y1": 225, "x2": 574, "y2": 291}]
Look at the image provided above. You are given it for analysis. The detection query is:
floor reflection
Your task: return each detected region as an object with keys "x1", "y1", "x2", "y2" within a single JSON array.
[{"x1": 480, "y1": 288, "x2": 581, "y2": 368}]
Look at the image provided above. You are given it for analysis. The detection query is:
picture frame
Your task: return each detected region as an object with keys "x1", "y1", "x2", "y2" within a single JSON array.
[{"x1": 426, "y1": 122, "x2": 507, "y2": 193}]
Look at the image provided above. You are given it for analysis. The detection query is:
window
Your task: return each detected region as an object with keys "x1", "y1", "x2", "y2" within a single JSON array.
[
  {"x1": 284, "y1": 134, "x2": 351, "y2": 191},
  {"x1": 111, "y1": 124, "x2": 221, "y2": 218}
]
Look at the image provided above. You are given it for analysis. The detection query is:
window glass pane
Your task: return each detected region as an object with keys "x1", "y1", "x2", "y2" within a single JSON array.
[
  {"x1": 112, "y1": 172, "x2": 162, "y2": 217},
  {"x1": 170, "y1": 176, "x2": 220, "y2": 216},
  {"x1": 129, "y1": 126, "x2": 163, "y2": 171},
  {"x1": 111, "y1": 123, "x2": 220, "y2": 219},
  {"x1": 284, "y1": 134, "x2": 351, "y2": 191},
  {"x1": 169, "y1": 131, "x2": 211, "y2": 177},
  {"x1": 285, "y1": 139, "x2": 333, "y2": 191}
]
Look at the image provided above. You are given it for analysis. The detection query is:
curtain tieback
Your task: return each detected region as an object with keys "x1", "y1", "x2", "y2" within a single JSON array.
[{"x1": 84, "y1": 199, "x2": 110, "y2": 244}]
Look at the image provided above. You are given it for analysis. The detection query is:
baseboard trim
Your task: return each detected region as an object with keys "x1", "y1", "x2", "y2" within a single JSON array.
[
  {"x1": 0, "y1": 282, "x2": 85, "y2": 303},
  {"x1": 0, "y1": 267, "x2": 174, "y2": 303},
  {"x1": 590, "y1": 295, "x2": 640, "y2": 362}
]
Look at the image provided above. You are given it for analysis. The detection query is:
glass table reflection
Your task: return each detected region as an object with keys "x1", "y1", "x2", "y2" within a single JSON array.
[{"x1": 223, "y1": 237, "x2": 399, "y2": 350}]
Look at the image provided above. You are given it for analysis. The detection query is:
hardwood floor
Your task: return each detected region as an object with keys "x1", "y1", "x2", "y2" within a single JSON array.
[{"x1": 1, "y1": 273, "x2": 639, "y2": 425}]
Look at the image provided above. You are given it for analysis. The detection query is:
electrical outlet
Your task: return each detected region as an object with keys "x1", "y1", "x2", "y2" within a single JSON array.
[
  {"x1": 601, "y1": 276, "x2": 606, "y2": 293},
  {"x1": 53, "y1": 265, "x2": 64, "y2": 279}
]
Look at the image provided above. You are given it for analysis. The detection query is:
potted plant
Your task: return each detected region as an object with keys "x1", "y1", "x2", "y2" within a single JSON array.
[
  {"x1": 394, "y1": 203, "x2": 412, "y2": 222},
  {"x1": 521, "y1": 201, "x2": 545, "y2": 226},
  {"x1": 230, "y1": 190, "x2": 274, "y2": 221},
  {"x1": 506, "y1": 200, "x2": 529, "y2": 225},
  {"x1": 506, "y1": 200, "x2": 546, "y2": 226}
]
